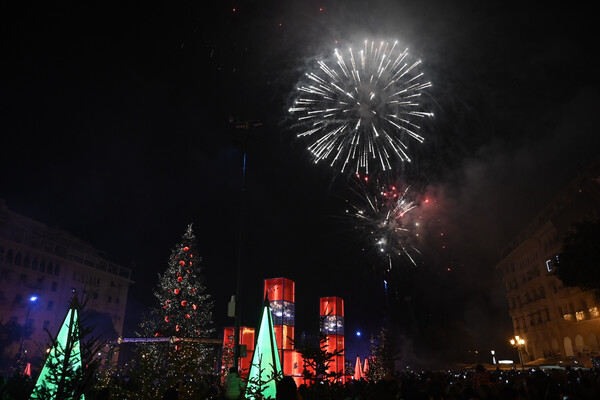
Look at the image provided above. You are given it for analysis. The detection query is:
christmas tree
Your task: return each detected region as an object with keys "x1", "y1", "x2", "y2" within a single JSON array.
[
  {"x1": 30, "y1": 297, "x2": 85, "y2": 400},
  {"x1": 134, "y1": 224, "x2": 215, "y2": 399},
  {"x1": 246, "y1": 298, "x2": 282, "y2": 400}
]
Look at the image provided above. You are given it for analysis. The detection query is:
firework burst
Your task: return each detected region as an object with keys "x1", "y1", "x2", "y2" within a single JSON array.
[
  {"x1": 346, "y1": 177, "x2": 422, "y2": 269},
  {"x1": 289, "y1": 40, "x2": 433, "y2": 175}
]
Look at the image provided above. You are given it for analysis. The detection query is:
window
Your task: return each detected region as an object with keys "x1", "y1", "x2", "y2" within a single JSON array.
[
  {"x1": 43, "y1": 320, "x2": 50, "y2": 330},
  {"x1": 39, "y1": 260, "x2": 46, "y2": 273},
  {"x1": 47, "y1": 263, "x2": 53, "y2": 274},
  {"x1": 15, "y1": 253, "x2": 22, "y2": 266},
  {"x1": 32, "y1": 257, "x2": 38, "y2": 270},
  {"x1": 47, "y1": 301, "x2": 54, "y2": 311},
  {"x1": 51, "y1": 282, "x2": 58, "y2": 292},
  {"x1": 54, "y1": 264, "x2": 60, "y2": 276},
  {"x1": 14, "y1": 294, "x2": 22, "y2": 304},
  {"x1": 23, "y1": 255, "x2": 30, "y2": 268},
  {"x1": 6, "y1": 249, "x2": 13, "y2": 263}
]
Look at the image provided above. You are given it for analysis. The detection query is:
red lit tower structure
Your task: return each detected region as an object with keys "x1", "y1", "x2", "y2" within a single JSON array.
[
  {"x1": 263, "y1": 278, "x2": 296, "y2": 376},
  {"x1": 320, "y1": 296, "x2": 345, "y2": 383},
  {"x1": 221, "y1": 326, "x2": 255, "y2": 379}
]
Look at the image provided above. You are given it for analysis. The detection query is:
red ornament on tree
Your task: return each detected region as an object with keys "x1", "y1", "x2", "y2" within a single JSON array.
[
  {"x1": 185, "y1": 314, "x2": 191, "y2": 319},
  {"x1": 183, "y1": 246, "x2": 189, "y2": 251},
  {"x1": 174, "y1": 289, "x2": 180, "y2": 294},
  {"x1": 186, "y1": 269, "x2": 191, "y2": 274},
  {"x1": 176, "y1": 324, "x2": 180, "y2": 331},
  {"x1": 179, "y1": 260, "x2": 185, "y2": 266},
  {"x1": 189, "y1": 262, "x2": 193, "y2": 266},
  {"x1": 192, "y1": 304, "x2": 197, "y2": 310},
  {"x1": 177, "y1": 276, "x2": 183, "y2": 282},
  {"x1": 181, "y1": 300, "x2": 187, "y2": 306},
  {"x1": 165, "y1": 316, "x2": 170, "y2": 322}
]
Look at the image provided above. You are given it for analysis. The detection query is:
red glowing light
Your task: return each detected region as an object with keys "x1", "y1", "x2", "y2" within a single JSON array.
[
  {"x1": 174, "y1": 289, "x2": 180, "y2": 294},
  {"x1": 319, "y1": 7, "x2": 324, "y2": 11},
  {"x1": 179, "y1": 260, "x2": 185, "y2": 266},
  {"x1": 181, "y1": 301, "x2": 187, "y2": 306},
  {"x1": 177, "y1": 276, "x2": 183, "y2": 282},
  {"x1": 425, "y1": 198, "x2": 430, "y2": 203},
  {"x1": 183, "y1": 246, "x2": 189, "y2": 251}
]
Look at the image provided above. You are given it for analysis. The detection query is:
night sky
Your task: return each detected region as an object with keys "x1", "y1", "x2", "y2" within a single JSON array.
[{"x1": 2, "y1": 1, "x2": 598, "y2": 366}]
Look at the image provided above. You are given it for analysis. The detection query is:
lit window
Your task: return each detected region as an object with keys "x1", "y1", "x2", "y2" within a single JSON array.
[
  {"x1": 590, "y1": 307, "x2": 599, "y2": 318},
  {"x1": 576, "y1": 311, "x2": 585, "y2": 321},
  {"x1": 563, "y1": 314, "x2": 574, "y2": 322}
]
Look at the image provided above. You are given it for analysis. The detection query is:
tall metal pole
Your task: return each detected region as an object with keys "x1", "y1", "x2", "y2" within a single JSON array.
[
  {"x1": 518, "y1": 345, "x2": 524, "y2": 371},
  {"x1": 233, "y1": 148, "x2": 246, "y2": 370},
  {"x1": 231, "y1": 118, "x2": 262, "y2": 370}
]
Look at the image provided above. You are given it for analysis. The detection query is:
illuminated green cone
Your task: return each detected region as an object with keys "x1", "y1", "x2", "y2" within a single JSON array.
[
  {"x1": 30, "y1": 306, "x2": 85, "y2": 400},
  {"x1": 246, "y1": 298, "x2": 282, "y2": 399}
]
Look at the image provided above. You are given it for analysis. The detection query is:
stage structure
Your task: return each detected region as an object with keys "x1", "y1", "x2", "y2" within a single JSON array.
[{"x1": 320, "y1": 296, "x2": 346, "y2": 384}]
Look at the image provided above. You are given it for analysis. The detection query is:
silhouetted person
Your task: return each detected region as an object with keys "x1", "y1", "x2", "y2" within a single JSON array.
[
  {"x1": 162, "y1": 386, "x2": 179, "y2": 400},
  {"x1": 276, "y1": 376, "x2": 300, "y2": 400},
  {"x1": 225, "y1": 367, "x2": 246, "y2": 400}
]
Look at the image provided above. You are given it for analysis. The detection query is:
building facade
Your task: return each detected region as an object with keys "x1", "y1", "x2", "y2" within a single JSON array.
[
  {"x1": 0, "y1": 200, "x2": 133, "y2": 370},
  {"x1": 496, "y1": 162, "x2": 600, "y2": 364}
]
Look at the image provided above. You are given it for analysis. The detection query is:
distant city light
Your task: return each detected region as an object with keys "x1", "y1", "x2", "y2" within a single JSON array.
[
  {"x1": 30, "y1": 296, "x2": 38, "y2": 302},
  {"x1": 356, "y1": 331, "x2": 361, "y2": 337}
]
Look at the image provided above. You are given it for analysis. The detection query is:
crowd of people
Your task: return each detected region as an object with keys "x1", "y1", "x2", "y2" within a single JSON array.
[{"x1": 144, "y1": 365, "x2": 600, "y2": 400}]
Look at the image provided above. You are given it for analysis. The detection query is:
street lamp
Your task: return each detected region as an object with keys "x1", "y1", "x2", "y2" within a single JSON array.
[
  {"x1": 510, "y1": 335, "x2": 525, "y2": 370},
  {"x1": 19, "y1": 295, "x2": 39, "y2": 352}
]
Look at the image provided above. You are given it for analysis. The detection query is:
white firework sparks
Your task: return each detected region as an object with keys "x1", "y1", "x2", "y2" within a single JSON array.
[
  {"x1": 347, "y1": 180, "x2": 421, "y2": 268},
  {"x1": 290, "y1": 40, "x2": 433, "y2": 175}
]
